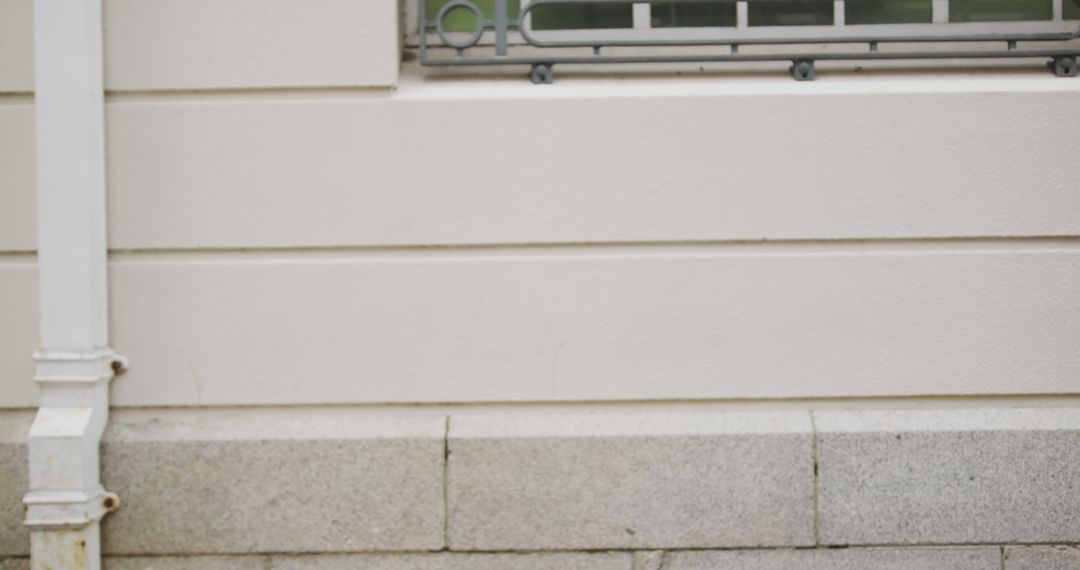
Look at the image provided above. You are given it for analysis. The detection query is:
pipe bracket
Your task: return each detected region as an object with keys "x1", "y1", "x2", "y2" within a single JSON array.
[{"x1": 24, "y1": 487, "x2": 120, "y2": 530}]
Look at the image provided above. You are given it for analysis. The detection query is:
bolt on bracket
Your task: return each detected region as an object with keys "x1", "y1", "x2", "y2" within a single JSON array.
[
  {"x1": 791, "y1": 60, "x2": 816, "y2": 81},
  {"x1": 24, "y1": 488, "x2": 120, "y2": 530},
  {"x1": 1050, "y1": 55, "x2": 1078, "y2": 77},
  {"x1": 531, "y1": 63, "x2": 555, "y2": 84}
]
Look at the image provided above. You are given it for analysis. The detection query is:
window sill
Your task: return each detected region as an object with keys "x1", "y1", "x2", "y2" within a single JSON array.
[{"x1": 398, "y1": 58, "x2": 1080, "y2": 99}]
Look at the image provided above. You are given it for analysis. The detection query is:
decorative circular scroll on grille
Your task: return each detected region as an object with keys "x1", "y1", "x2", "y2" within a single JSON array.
[{"x1": 436, "y1": 0, "x2": 486, "y2": 50}]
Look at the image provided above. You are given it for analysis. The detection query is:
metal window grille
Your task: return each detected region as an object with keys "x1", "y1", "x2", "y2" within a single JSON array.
[{"x1": 418, "y1": 0, "x2": 1080, "y2": 82}]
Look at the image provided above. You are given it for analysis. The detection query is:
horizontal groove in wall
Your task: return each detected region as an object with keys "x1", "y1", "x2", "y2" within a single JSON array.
[
  {"x1": 9, "y1": 545, "x2": 1058, "y2": 558},
  {"x1": 105, "y1": 394, "x2": 1080, "y2": 417},
  {"x1": 5, "y1": 394, "x2": 1080, "y2": 415},
  {"x1": 0, "y1": 252, "x2": 35, "y2": 262},
  {"x1": 9, "y1": 237, "x2": 1080, "y2": 265},
  {"x1": 104, "y1": 85, "x2": 397, "y2": 103},
  {"x1": 17, "y1": 544, "x2": 1080, "y2": 551},
  {"x1": 0, "y1": 94, "x2": 33, "y2": 104},
  {"x1": 3, "y1": 545, "x2": 1072, "y2": 557},
  {"x1": 106, "y1": 236, "x2": 1080, "y2": 263}
]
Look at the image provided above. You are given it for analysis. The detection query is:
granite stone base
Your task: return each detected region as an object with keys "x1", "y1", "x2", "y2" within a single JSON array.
[{"x1": 1, "y1": 407, "x2": 1078, "y2": 564}]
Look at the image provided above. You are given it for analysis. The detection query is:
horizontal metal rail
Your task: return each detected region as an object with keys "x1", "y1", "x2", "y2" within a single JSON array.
[{"x1": 418, "y1": 0, "x2": 1080, "y2": 81}]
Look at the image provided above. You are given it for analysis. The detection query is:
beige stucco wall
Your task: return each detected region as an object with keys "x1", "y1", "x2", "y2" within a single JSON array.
[
  {"x1": 0, "y1": 0, "x2": 399, "y2": 93},
  {"x1": 2, "y1": 0, "x2": 1078, "y2": 408}
]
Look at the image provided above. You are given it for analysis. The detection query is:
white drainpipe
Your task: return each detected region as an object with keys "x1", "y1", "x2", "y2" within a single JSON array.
[{"x1": 23, "y1": 0, "x2": 124, "y2": 568}]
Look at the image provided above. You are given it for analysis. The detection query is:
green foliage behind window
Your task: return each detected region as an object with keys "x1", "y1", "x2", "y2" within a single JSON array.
[
  {"x1": 847, "y1": 0, "x2": 932, "y2": 24},
  {"x1": 749, "y1": 0, "x2": 833, "y2": 26},
  {"x1": 531, "y1": 3, "x2": 634, "y2": 29},
  {"x1": 427, "y1": 0, "x2": 521, "y2": 32},
  {"x1": 950, "y1": 0, "x2": 1052, "y2": 22},
  {"x1": 1066, "y1": 0, "x2": 1080, "y2": 19},
  {"x1": 652, "y1": 2, "x2": 737, "y2": 28}
]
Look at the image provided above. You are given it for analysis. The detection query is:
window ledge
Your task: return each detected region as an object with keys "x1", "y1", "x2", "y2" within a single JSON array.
[{"x1": 398, "y1": 60, "x2": 1080, "y2": 100}]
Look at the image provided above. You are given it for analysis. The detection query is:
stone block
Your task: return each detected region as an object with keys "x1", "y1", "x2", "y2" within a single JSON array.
[
  {"x1": 271, "y1": 553, "x2": 631, "y2": 570},
  {"x1": 817, "y1": 408, "x2": 1080, "y2": 545},
  {"x1": 1004, "y1": 546, "x2": 1080, "y2": 570},
  {"x1": 105, "y1": 556, "x2": 267, "y2": 570},
  {"x1": 0, "y1": 559, "x2": 29, "y2": 570},
  {"x1": 664, "y1": 547, "x2": 999, "y2": 569},
  {"x1": 632, "y1": 551, "x2": 664, "y2": 570},
  {"x1": 448, "y1": 412, "x2": 815, "y2": 550},
  {"x1": 0, "y1": 413, "x2": 31, "y2": 556},
  {"x1": 102, "y1": 410, "x2": 446, "y2": 554}
]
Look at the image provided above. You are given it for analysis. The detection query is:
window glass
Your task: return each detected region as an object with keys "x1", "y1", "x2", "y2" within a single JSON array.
[
  {"x1": 652, "y1": 2, "x2": 737, "y2": 28},
  {"x1": 749, "y1": 0, "x2": 833, "y2": 26},
  {"x1": 847, "y1": 0, "x2": 932, "y2": 24},
  {"x1": 950, "y1": 0, "x2": 1052, "y2": 22},
  {"x1": 1066, "y1": 0, "x2": 1080, "y2": 19},
  {"x1": 531, "y1": 3, "x2": 634, "y2": 29},
  {"x1": 427, "y1": 0, "x2": 521, "y2": 32}
]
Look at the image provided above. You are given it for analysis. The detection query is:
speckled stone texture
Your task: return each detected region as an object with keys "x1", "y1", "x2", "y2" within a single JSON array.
[
  {"x1": 632, "y1": 551, "x2": 664, "y2": 570},
  {"x1": 0, "y1": 413, "x2": 31, "y2": 557},
  {"x1": 663, "y1": 547, "x2": 1000, "y2": 569},
  {"x1": 448, "y1": 412, "x2": 815, "y2": 550},
  {"x1": 105, "y1": 556, "x2": 267, "y2": 570},
  {"x1": 101, "y1": 410, "x2": 446, "y2": 554},
  {"x1": 816, "y1": 408, "x2": 1080, "y2": 545},
  {"x1": 1004, "y1": 546, "x2": 1080, "y2": 569},
  {"x1": 0, "y1": 559, "x2": 30, "y2": 570},
  {"x1": 271, "y1": 553, "x2": 631, "y2": 569}
]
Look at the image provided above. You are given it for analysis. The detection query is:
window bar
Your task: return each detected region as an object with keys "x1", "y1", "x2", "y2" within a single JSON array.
[
  {"x1": 418, "y1": 0, "x2": 426, "y2": 62},
  {"x1": 633, "y1": 2, "x2": 651, "y2": 30},
  {"x1": 495, "y1": 0, "x2": 509, "y2": 56},
  {"x1": 932, "y1": 0, "x2": 949, "y2": 23},
  {"x1": 736, "y1": 0, "x2": 748, "y2": 29},
  {"x1": 521, "y1": 0, "x2": 532, "y2": 38},
  {"x1": 1055, "y1": 0, "x2": 1064, "y2": 22},
  {"x1": 834, "y1": 0, "x2": 845, "y2": 26}
]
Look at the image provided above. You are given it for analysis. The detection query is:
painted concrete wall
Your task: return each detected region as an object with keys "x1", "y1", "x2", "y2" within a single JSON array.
[
  {"x1": 0, "y1": 0, "x2": 399, "y2": 93},
  {"x1": 1, "y1": 0, "x2": 1079, "y2": 408}
]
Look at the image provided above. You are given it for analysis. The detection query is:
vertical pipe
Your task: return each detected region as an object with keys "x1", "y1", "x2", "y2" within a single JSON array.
[
  {"x1": 33, "y1": 0, "x2": 108, "y2": 351},
  {"x1": 25, "y1": 0, "x2": 121, "y2": 568}
]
